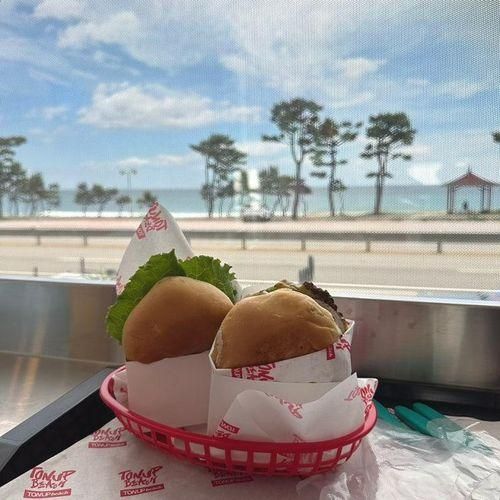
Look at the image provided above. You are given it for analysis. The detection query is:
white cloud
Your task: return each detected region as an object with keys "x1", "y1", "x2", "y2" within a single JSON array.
[
  {"x1": 433, "y1": 80, "x2": 489, "y2": 99},
  {"x1": 28, "y1": 125, "x2": 67, "y2": 144},
  {"x1": 116, "y1": 157, "x2": 150, "y2": 169},
  {"x1": 31, "y1": 1, "x2": 498, "y2": 110},
  {"x1": 237, "y1": 140, "x2": 287, "y2": 157},
  {"x1": 41, "y1": 105, "x2": 68, "y2": 120},
  {"x1": 0, "y1": 32, "x2": 71, "y2": 76},
  {"x1": 34, "y1": 0, "x2": 84, "y2": 20},
  {"x1": 407, "y1": 162, "x2": 442, "y2": 185},
  {"x1": 78, "y1": 83, "x2": 261, "y2": 129},
  {"x1": 337, "y1": 58, "x2": 386, "y2": 80},
  {"x1": 58, "y1": 11, "x2": 140, "y2": 49},
  {"x1": 93, "y1": 50, "x2": 140, "y2": 76},
  {"x1": 401, "y1": 144, "x2": 431, "y2": 157},
  {"x1": 112, "y1": 152, "x2": 197, "y2": 169},
  {"x1": 28, "y1": 68, "x2": 69, "y2": 86}
]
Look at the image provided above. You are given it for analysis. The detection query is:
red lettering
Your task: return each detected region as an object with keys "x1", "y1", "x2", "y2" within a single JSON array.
[
  {"x1": 119, "y1": 466, "x2": 162, "y2": 489},
  {"x1": 244, "y1": 363, "x2": 276, "y2": 381},
  {"x1": 326, "y1": 345, "x2": 336, "y2": 360}
]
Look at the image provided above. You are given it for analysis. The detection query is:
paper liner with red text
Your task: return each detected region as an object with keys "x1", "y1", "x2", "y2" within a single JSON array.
[
  {"x1": 0, "y1": 418, "x2": 300, "y2": 499},
  {"x1": 214, "y1": 374, "x2": 376, "y2": 447},
  {"x1": 219, "y1": 321, "x2": 354, "y2": 383},
  {"x1": 115, "y1": 201, "x2": 194, "y2": 296}
]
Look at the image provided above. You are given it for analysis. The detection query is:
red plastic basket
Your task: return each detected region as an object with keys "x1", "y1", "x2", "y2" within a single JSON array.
[{"x1": 100, "y1": 366, "x2": 377, "y2": 477}]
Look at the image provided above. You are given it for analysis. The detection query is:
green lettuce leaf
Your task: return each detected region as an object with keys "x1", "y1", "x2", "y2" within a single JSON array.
[
  {"x1": 180, "y1": 255, "x2": 236, "y2": 303},
  {"x1": 106, "y1": 250, "x2": 236, "y2": 343}
]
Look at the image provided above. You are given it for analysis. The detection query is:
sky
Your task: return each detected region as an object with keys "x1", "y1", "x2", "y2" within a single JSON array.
[{"x1": 0, "y1": 0, "x2": 498, "y2": 190}]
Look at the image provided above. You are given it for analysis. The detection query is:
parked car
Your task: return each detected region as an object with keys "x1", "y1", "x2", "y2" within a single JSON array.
[{"x1": 241, "y1": 206, "x2": 272, "y2": 222}]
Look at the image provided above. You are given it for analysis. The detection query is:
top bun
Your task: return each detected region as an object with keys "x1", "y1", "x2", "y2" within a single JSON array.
[
  {"x1": 123, "y1": 276, "x2": 233, "y2": 363},
  {"x1": 212, "y1": 288, "x2": 342, "y2": 369}
]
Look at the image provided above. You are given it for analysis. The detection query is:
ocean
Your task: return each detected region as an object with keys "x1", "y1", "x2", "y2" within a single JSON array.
[{"x1": 43, "y1": 185, "x2": 498, "y2": 218}]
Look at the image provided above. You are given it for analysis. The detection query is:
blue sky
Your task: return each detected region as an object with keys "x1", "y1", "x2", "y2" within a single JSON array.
[{"x1": 0, "y1": 0, "x2": 498, "y2": 189}]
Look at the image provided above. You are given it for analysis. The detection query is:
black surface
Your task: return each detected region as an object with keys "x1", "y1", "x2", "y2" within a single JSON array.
[
  {"x1": 0, "y1": 368, "x2": 115, "y2": 487},
  {"x1": 374, "y1": 378, "x2": 500, "y2": 421}
]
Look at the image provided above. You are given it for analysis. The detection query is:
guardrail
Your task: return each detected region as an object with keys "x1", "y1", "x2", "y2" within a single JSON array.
[{"x1": 0, "y1": 228, "x2": 498, "y2": 253}]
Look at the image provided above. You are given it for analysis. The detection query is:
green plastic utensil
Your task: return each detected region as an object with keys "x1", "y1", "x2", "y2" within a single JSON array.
[
  {"x1": 374, "y1": 400, "x2": 409, "y2": 429},
  {"x1": 394, "y1": 405, "x2": 433, "y2": 436}
]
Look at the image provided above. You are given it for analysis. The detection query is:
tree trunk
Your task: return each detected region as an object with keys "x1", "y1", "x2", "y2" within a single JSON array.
[
  {"x1": 374, "y1": 175, "x2": 381, "y2": 215},
  {"x1": 291, "y1": 160, "x2": 302, "y2": 220},
  {"x1": 374, "y1": 154, "x2": 387, "y2": 215},
  {"x1": 271, "y1": 197, "x2": 280, "y2": 217},
  {"x1": 328, "y1": 152, "x2": 337, "y2": 217},
  {"x1": 0, "y1": 195, "x2": 3, "y2": 218},
  {"x1": 227, "y1": 195, "x2": 234, "y2": 217},
  {"x1": 328, "y1": 164, "x2": 336, "y2": 217}
]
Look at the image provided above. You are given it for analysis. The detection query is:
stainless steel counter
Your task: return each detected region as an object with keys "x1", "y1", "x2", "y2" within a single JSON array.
[{"x1": 0, "y1": 352, "x2": 112, "y2": 436}]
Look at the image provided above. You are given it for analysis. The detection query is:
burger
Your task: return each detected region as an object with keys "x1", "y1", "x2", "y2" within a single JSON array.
[
  {"x1": 106, "y1": 250, "x2": 236, "y2": 363},
  {"x1": 211, "y1": 280, "x2": 349, "y2": 369}
]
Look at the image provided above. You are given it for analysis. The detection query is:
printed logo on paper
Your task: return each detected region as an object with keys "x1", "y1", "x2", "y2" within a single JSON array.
[
  {"x1": 135, "y1": 202, "x2": 168, "y2": 240},
  {"x1": 211, "y1": 470, "x2": 253, "y2": 488},
  {"x1": 23, "y1": 467, "x2": 76, "y2": 498},
  {"x1": 360, "y1": 383, "x2": 376, "y2": 416},
  {"x1": 326, "y1": 344, "x2": 336, "y2": 360},
  {"x1": 118, "y1": 466, "x2": 164, "y2": 497},
  {"x1": 335, "y1": 337, "x2": 351, "y2": 352},
  {"x1": 231, "y1": 363, "x2": 276, "y2": 381},
  {"x1": 344, "y1": 386, "x2": 361, "y2": 402},
  {"x1": 214, "y1": 419, "x2": 240, "y2": 438},
  {"x1": 88, "y1": 426, "x2": 127, "y2": 448},
  {"x1": 266, "y1": 394, "x2": 303, "y2": 419}
]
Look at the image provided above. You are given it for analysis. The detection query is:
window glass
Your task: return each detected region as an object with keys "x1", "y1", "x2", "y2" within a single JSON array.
[{"x1": 0, "y1": 1, "x2": 498, "y2": 299}]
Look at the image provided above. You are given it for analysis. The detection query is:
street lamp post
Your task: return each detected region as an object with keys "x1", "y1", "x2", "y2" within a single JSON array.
[{"x1": 119, "y1": 168, "x2": 137, "y2": 216}]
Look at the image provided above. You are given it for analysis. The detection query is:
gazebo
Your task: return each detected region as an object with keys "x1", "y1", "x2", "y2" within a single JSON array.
[{"x1": 444, "y1": 168, "x2": 498, "y2": 214}]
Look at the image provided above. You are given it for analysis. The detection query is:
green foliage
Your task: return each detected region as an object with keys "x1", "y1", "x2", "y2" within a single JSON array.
[
  {"x1": 75, "y1": 182, "x2": 93, "y2": 215},
  {"x1": 310, "y1": 118, "x2": 361, "y2": 216},
  {"x1": 360, "y1": 112, "x2": 416, "y2": 214},
  {"x1": 263, "y1": 98, "x2": 322, "y2": 219},
  {"x1": 191, "y1": 134, "x2": 246, "y2": 218},
  {"x1": 0, "y1": 136, "x2": 27, "y2": 218},
  {"x1": 493, "y1": 131, "x2": 500, "y2": 144},
  {"x1": 106, "y1": 250, "x2": 236, "y2": 343},
  {"x1": 258, "y1": 165, "x2": 296, "y2": 216},
  {"x1": 91, "y1": 184, "x2": 118, "y2": 216},
  {"x1": 116, "y1": 194, "x2": 132, "y2": 216},
  {"x1": 137, "y1": 190, "x2": 157, "y2": 209},
  {"x1": 361, "y1": 113, "x2": 416, "y2": 161},
  {"x1": 45, "y1": 183, "x2": 60, "y2": 209}
]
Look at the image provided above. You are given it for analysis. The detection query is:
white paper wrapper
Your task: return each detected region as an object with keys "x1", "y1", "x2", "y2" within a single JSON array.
[
  {"x1": 126, "y1": 352, "x2": 211, "y2": 428},
  {"x1": 213, "y1": 375, "x2": 375, "y2": 443},
  {"x1": 115, "y1": 201, "x2": 193, "y2": 296},
  {"x1": 115, "y1": 203, "x2": 207, "y2": 427},
  {"x1": 207, "y1": 321, "x2": 360, "y2": 436}
]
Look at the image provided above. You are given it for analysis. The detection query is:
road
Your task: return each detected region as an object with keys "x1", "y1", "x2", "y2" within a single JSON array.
[{"x1": 0, "y1": 236, "x2": 498, "y2": 291}]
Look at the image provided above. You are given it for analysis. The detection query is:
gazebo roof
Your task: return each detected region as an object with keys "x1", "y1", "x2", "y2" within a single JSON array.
[{"x1": 444, "y1": 168, "x2": 498, "y2": 187}]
